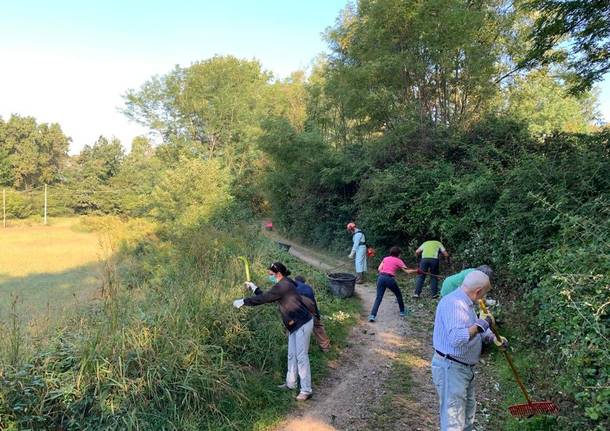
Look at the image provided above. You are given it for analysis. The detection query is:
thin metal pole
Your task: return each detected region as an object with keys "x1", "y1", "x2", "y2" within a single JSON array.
[{"x1": 44, "y1": 184, "x2": 47, "y2": 225}]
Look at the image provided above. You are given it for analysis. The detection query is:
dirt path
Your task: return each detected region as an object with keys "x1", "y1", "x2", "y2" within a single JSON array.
[{"x1": 270, "y1": 237, "x2": 439, "y2": 431}]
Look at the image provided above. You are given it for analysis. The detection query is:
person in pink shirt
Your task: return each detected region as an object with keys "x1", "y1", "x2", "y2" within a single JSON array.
[{"x1": 368, "y1": 246, "x2": 418, "y2": 322}]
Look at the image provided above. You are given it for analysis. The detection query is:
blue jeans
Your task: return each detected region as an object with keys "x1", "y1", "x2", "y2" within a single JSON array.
[
  {"x1": 370, "y1": 274, "x2": 405, "y2": 316},
  {"x1": 415, "y1": 258, "x2": 440, "y2": 296},
  {"x1": 431, "y1": 354, "x2": 476, "y2": 431}
]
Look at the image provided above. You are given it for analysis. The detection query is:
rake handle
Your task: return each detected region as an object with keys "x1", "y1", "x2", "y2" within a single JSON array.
[
  {"x1": 419, "y1": 271, "x2": 446, "y2": 279},
  {"x1": 479, "y1": 300, "x2": 532, "y2": 405}
]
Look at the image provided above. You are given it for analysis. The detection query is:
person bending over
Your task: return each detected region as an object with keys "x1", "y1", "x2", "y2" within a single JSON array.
[
  {"x1": 233, "y1": 261, "x2": 314, "y2": 401},
  {"x1": 368, "y1": 246, "x2": 417, "y2": 322}
]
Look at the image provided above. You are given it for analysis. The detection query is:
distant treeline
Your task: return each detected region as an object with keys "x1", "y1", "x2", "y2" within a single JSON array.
[{"x1": 1, "y1": 0, "x2": 609, "y2": 428}]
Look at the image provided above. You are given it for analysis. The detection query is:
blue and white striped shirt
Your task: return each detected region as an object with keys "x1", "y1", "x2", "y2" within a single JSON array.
[{"x1": 433, "y1": 288, "x2": 494, "y2": 365}]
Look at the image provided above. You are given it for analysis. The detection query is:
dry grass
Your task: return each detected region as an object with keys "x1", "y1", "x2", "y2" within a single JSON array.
[{"x1": 0, "y1": 217, "x2": 114, "y2": 320}]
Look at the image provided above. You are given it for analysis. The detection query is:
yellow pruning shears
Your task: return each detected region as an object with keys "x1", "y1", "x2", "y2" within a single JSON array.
[{"x1": 238, "y1": 256, "x2": 251, "y2": 282}]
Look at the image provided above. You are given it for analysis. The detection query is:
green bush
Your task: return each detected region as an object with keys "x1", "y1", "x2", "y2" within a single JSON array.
[
  {"x1": 0, "y1": 214, "x2": 359, "y2": 430},
  {"x1": 260, "y1": 119, "x2": 610, "y2": 428},
  {"x1": 4, "y1": 190, "x2": 34, "y2": 219}
]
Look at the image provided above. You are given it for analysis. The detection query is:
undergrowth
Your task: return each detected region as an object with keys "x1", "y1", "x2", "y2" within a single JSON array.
[{"x1": 0, "y1": 216, "x2": 359, "y2": 430}]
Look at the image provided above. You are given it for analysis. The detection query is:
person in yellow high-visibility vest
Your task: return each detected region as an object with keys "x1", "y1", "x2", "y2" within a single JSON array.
[{"x1": 413, "y1": 239, "x2": 449, "y2": 298}]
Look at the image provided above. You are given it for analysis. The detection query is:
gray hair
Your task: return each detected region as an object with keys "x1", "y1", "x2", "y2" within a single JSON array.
[
  {"x1": 476, "y1": 265, "x2": 494, "y2": 279},
  {"x1": 462, "y1": 270, "x2": 491, "y2": 291}
]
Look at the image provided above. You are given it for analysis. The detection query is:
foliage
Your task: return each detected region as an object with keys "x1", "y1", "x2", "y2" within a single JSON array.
[
  {"x1": 149, "y1": 158, "x2": 231, "y2": 229},
  {"x1": 324, "y1": 0, "x2": 512, "y2": 134},
  {"x1": 0, "y1": 115, "x2": 70, "y2": 189},
  {"x1": 259, "y1": 118, "x2": 362, "y2": 248},
  {"x1": 262, "y1": 113, "x2": 610, "y2": 427},
  {"x1": 0, "y1": 214, "x2": 359, "y2": 430},
  {"x1": 504, "y1": 69, "x2": 600, "y2": 135},
  {"x1": 123, "y1": 57, "x2": 269, "y2": 164},
  {"x1": 3, "y1": 190, "x2": 34, "y2": 219},
  {"x1": 122, "y1": 55, "x2": 308, "y2": 213},
  {"x1": 523, "y1": 0, "x2": 610, "y2": 93},
  {"x1": 108, "y1": 136, "x2": 162, "y2": 216}
]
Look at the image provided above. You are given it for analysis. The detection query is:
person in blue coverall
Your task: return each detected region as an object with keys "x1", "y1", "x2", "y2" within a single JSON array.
[{"x1": 347, "y1": 222, "x2": 367, "y2": 284}]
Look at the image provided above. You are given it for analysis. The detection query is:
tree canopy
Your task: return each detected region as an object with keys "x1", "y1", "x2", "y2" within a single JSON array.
[
  {"x1": 523, "y1": 0, "x2": 610, "y2": 93},
  {"x1": 0, "y1": 115, "x2": 69, "y2": 189}
]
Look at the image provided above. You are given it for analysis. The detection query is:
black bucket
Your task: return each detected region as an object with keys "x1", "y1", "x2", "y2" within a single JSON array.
[
  {"x1": 327, "y1": 272, "x2": 356, "y2": 298},
  {"x1": 277, "y1": 241, "x2": 291, "y2": 252}
]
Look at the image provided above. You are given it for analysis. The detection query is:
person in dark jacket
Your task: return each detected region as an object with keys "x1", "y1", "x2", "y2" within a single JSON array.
[
  {"x1": 294, "y1": 275, "x2": 331, "y2": 352},
  {"x1": 232, "y1": 261, "x2": 314, "y2": 401}
]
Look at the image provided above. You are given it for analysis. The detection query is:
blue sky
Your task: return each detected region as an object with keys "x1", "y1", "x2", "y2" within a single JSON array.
[
  {"x1": 1, "y1": 0, "x2": 608, "y2": 153},
  {"x1": 0, "y1": 0, "x2": 348, "y2": 153}
]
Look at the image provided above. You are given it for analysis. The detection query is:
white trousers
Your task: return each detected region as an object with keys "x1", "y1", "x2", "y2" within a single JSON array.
[
  {"x1": 286, "y1": 318, "x2": 314, "y2": 394},
  {"x1": 355, "y1": 245, "x2": 367, "y2": 273}
]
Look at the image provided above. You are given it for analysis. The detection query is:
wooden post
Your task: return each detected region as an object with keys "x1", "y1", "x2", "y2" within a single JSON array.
[
  {"x1": 44, "y1": 184, "x2": 48, "y2": 225},
  {"x1": 3, "y1": 189, "x2": 5, "y2": 228}
]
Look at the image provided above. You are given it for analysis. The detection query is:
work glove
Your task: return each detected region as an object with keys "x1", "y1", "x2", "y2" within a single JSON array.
[
  {"x1": 494, "y1": 335, "x2": 509, "y2": 350},
  {"x1": 244, "y1": 281, "x2": 258, "y2": 293},
  {"x1": 348, "y1": 252, "x2": 355, "y2": 259},
  {"x1": 478, "y1": 308, "x2": 496, "y2": 326},
  {"x1": 474, "y1": 316, "x2": 493, "y2": 333},
  {"x1": 233, "y1": 298, "x2": 245, "y2": 309}
]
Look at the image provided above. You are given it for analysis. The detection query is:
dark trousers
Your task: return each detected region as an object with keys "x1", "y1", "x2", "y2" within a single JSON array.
[
  {"x1": 370, "y1": 274, "x2": 405, "y2": 316},
  {"x1": 415, "y1": 258, "x2": 440, "y2": 296}
]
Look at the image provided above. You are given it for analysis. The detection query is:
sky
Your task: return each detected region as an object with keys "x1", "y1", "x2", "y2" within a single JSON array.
[
  {"x1": 1, "y1": 0, "x2": 609, "y2": 154},
  {"x1": 0, "y1": 0, "x2": 348, "y2": 154}
]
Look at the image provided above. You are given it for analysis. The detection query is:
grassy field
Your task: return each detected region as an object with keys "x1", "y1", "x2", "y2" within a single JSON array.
[{"x1": 0, "y1": 217, "x2": 103, "y2": 321}]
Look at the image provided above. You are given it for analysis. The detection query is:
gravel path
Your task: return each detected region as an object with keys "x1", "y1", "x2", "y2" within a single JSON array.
[{"x1": 271, "y1": 240, "x2": 439, "y2": 431}]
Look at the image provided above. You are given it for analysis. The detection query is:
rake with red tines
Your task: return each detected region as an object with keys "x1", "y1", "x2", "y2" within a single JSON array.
[{"x1": 479, "y1": 300, "x2": 560, "y2": 418}]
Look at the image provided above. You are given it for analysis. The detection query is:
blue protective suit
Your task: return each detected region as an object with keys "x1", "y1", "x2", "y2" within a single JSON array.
[{"x1": 351, "y1": 229, "x2": 367, "y2": 273}]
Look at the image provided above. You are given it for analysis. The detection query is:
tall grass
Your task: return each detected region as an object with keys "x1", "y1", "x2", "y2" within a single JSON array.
[{"x1": 0, "y1": 217, "x2": 359, "y2": 430}]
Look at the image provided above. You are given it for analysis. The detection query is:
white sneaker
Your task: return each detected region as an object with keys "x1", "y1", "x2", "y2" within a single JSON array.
[{"x1": 296, "y1": 392, "x2": 312, "y2": 401}]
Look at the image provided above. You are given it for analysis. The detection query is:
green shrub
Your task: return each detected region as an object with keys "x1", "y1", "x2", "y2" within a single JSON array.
[
  {"x1": 260, "y1": 118, "x2": 610, "y2": 428},
  {"x1": 4, "y1": 190, "x2": 34, "y2": 218},
  {"x1": 0, "y1": 215, "x2": 359, "y2": 430}
]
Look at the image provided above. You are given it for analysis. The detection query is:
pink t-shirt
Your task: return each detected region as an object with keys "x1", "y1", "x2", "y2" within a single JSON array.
[{"x1": 379, "y1": 256, "x2": 407, "y2": 276}]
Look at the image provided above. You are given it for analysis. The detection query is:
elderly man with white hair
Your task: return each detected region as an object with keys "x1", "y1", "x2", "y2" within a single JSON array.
[{"x1": 431, "y1": 270, "x2": 508, "y2": 431}]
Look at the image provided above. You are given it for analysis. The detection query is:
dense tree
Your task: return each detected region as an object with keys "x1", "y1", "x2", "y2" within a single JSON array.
[
  {"x1": 150, "y1": 158, "x2": 230, "y2": 228},
  {"x1": 60, "y1": 136, "x2": 125, "y2": 213},
  {"x1": 266, "y1": 71, "x2": 308, "y2": 131},
  {"x1": 504, "y1": 69, "x2": 600, "y2": 135},
  {"x1": 110, "y1": 136, "x2": 162, "y2": 216},
  {"x1": 523, "y1": 0, "x2": 610, "y2": 93},
  {"x1": 123, "y1": 56, "x2": 271, "y2": 167},
  {"x1": 122, "y1": 55, "x2": 311, "y2": 211},
  {"x1": 78, "y1": 136, "x2": 125, "y2": 182},
  {"x1": 0, "y1": 115, "x2": 69, "y2": 189},
  {"x1": 323, "y1": 0, "x2": 514, "y2": 139}
]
